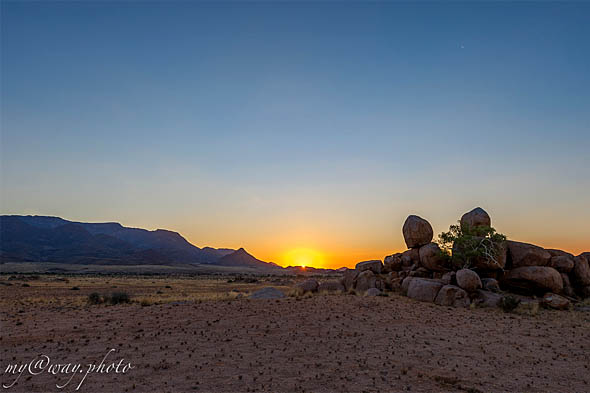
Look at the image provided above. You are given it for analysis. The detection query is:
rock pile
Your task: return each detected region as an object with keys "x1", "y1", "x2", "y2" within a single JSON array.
[{"x1": 337, "y1": 207, "x2": 589, "y2": 309}]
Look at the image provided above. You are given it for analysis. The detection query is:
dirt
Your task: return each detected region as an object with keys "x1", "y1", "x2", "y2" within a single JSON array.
[{"x1": 1, "y1": 276, "x2": 589, "y2": 393}]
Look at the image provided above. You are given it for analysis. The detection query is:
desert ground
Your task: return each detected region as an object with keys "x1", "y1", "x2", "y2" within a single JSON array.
[{"x1": 1, "y1": 274, "x2": 589, "y2": 393}]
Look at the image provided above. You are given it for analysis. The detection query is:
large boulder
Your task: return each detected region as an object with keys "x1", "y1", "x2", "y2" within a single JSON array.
[
  {"x1": 549, "y1": 256, "x2": 574, "y2": 273},
  {"x1": 406, "y1": 278, "x2": 443, "y2": 303},
  {"x1": 456, "y1": 269, "x2": 482, "y2": 292},
  {"x1": 355, "y1": 260, "x2": 383, "y2": 274},
  {"x1": 383, "y1": 253, "x2": 403, "y2": 272},
  {"x1": 355, "y1": 270, "x2": 377, "y2": 292},
  {"x1": 507, "y1": 241, "x2": 551, "y2": 267},
  {"x1": 418, "y1": 243, "x2": 448, "y2": 272},
  {"x1": 340, "y1": 269, "x2": 359, "y2": 291},
  {"x1": 249, "y1": 287, "x2": 285, "y2": 299},
  {"x1": 460, "y1": 207, "x2": 491, "y2": 230},
  {"x1": 296, "y1": 279, "x2": 319, "y2": 293},
  {"x1": 441, "y1": 271, "x2": 456, "y2": 285},
  {"x1": 402, "y1": 215, "x2": 433, "y2": 249},
  {"x1": 434, "y1": 285, "x2": 470, "y2": 308},
  {"x1": 572, "y1": 255, "x2": 590, "y2": 286},
  {"x1": 503, "y1": 266, "x2": 563, "y2": 294},
  {"x1": 318, "y1": 281, "x2": 345, "y2": 292},
  {"x1": 401, "y1": 248, "x2": 420, "y2": 268},
  {"x1": 542, "y1": 293, "x2": 570, "y2": 310}
]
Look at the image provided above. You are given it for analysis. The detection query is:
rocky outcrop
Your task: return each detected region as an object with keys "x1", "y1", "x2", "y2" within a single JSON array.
[
  {"x1": 406, "y1": 278, "x2": 443, "y2": 303},
  {"x1": 402, "y1": 215, "x2": 433, "y2": 249},
  {"x1": 460, "y1": 207, "x2": 491, "y2": 229},
  {"x1": 434, "y1": 285, "x2": 470, "y2": 308},
  {"x1": 418, "y1": 243, "x2": 448, "y2": 272},
  {"x1": 456, "y1": 269, "x2": 482, "y2": 292},
  {"x1": 355, "y1": 260, "x2": 383, "y2": 274},
  {"x1": 503, "y1": 266, "x2": 563, "y2": 294},
  {"x1": 507, "y1": 241, "x2": 551, "y2": 267}
]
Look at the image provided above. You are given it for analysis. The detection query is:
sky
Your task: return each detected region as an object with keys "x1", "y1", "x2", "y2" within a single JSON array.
[{"x1": 1, "y1": 2, "x2": 589, "y2": 268}]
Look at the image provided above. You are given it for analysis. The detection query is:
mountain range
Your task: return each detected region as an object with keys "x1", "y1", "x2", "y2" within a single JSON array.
[{"x1": 0, "y1": 215, "x2": 279, "y2": 270}]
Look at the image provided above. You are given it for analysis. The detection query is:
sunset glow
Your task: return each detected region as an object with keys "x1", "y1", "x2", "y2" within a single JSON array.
[{"x1": 282, "y1": 248, "x2": 325, "y2": 268}]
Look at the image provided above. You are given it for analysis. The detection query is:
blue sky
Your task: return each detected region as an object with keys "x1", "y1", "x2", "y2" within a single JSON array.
[{"x1": 1, "y1": 2, "x2": 589, "y2": 267}]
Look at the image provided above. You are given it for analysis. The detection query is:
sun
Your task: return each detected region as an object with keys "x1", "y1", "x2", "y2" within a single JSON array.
[{"x1": 282, "y1": 248, "x2": 325, "y2": 268}]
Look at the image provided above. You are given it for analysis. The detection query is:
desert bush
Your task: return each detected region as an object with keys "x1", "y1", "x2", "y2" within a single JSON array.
[
  {"x1": 499, "y1": 295, "x2": 521, "y2": 313},
  {"x1": 109, "y1": 292, "x2": 130, "y2": 305},
  {"x1": 88, "y1": 292, "x2": 102, "y2": 305},
  {"x1": 437, "y1": 222, "x2": 506, "y2": 269}
]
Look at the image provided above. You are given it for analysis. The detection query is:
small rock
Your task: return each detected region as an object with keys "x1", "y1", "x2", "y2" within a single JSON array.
[
  {"x1": 542, "y1": 293, "x2": 570, "y2": 310},
  {"x1": 365, "y1": 288, "x2": 382, "y2": 296},
  {"x1": 249, "y1": 287, "x2": 285, "y2": 299},
  {"x1": 481, "y1": 278, "x2": 500, "y2": 293}
]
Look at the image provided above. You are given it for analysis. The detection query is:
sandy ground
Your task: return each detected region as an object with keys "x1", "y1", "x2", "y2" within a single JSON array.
[{"x1": 1, "y1": 276, "x2": 589, "y2": 393}]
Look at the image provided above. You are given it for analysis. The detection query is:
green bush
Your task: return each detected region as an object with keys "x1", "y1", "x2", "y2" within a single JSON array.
[
  {"x1": 109, "y1": 292, "x2": 130, "y2": 305},
  {"x1": 499, "y1": 295, "x2": 521, "y2": 313},
  {"x1": 437, "y1": 222, "x2": 506, "y2": 270},
  {"x1": 88, "y1": 292, "x2": 102, "y2": 304}
]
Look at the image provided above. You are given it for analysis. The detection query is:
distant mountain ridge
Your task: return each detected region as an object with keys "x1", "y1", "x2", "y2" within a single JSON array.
[{"x1": 0, "y1": 215, "x2": 273, "y2": 269}]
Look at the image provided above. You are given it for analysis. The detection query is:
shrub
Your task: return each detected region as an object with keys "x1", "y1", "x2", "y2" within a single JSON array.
[
  {"x1": 109, "y1": 292, "x2": 130, "y2": 305},
  {"x1": 437, "y1": 222, "x2": 506, "y2": 270},
  {"x1": 88, "y1": 292, "x2": 102, "y2": 305},
  {"x1": 499, "y1": 295, "x2": 521, "y2": 313}
]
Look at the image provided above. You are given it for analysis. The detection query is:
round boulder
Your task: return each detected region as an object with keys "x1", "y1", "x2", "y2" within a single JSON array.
[
  {"x1": 296, "y1": 279, "x2": 319, "y2": 293},
  {"x1": 406, "y1": 278, "x2": 444, "y2": 303},
  {"x1": 401, "y1": 248, "x2": 420, "y2": 268},
  {"x1": 402, "y1": 215, "x2": 433, "y2": 249},
  {"x1": 434, "y1": 285, "x2": 470, "y2": 308},
  {"x1": 383, "y1": 253, "x2": 403, "y2": 272},
  {"x1": 365, "y1": 288, "x2": 382, "y2": 296},
  {"x1": 456, "y1": 269, "x2": 482, "y2": 293},
  {"x1": 460, "y1": 207, "x2": 491, "y2": 230},
  {"x1": 549, "y1": 255, "x2": 574, "y2": 273},
  {"x1": 340, "y1": 269, "x2": 359, "y2": 291}
]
